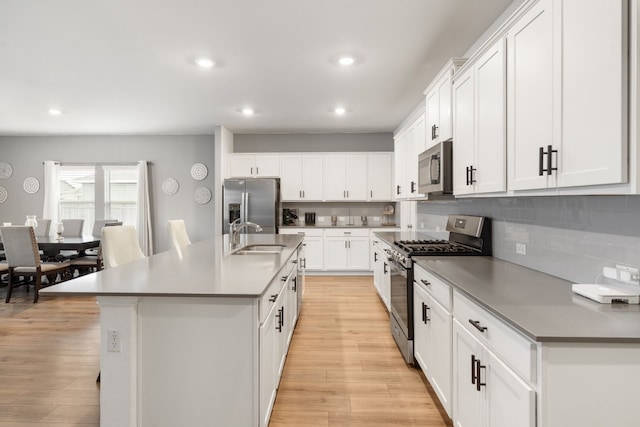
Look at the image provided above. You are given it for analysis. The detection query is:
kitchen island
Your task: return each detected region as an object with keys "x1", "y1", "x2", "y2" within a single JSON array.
[{"x1": 41, "y1": 233, "x2": 304, "y2": 427}]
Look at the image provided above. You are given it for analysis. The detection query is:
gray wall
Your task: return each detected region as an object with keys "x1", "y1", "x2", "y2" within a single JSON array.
[
  {"x1": 417, "y1": 195, "x2": 640, "y2": 285},
  {"x1": 0, "y1": 135, "x2": 215, "y2": 253},
  {"x1": 233, "y1": 133, "x2": 393, "y2": 153}
]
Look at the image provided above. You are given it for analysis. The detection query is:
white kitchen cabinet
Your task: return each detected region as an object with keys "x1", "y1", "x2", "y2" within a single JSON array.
[
  {"x1": 259, "y1": 298, "x2": 277, "y2": 427},
  {"x1": 453, "y1": 38, "x2": 506, "y2": 196},
  {"x1": 279, "y1": 228, "x2": 324, "y2": 271},
  {"x1": 372, "y1": 244, "x2": 390, "y2": 310},
  {"x1": 280, "y1": 155, "x2": 324, "y2": 201},
  {"x1": 367, "y1": 153, "x2": 393, "y2": 201},
  {"x1": 394, "y1": 132, "x2": 408, "y2": 199},
  {"x1": 424, "y1": 58, "x2": 467, "y2": 147},
  {"x1": 229, "y1": 154, "x2": 280, "y2": 178},
  {"x1": 507, "y1": 0, "x2": 627, "y2": 192},
  {"x1": 414, "y1": 266, "x2": 453, "y2": 417},
  {"x1": 324, "y1": 155, "x2": 368, "y2": 201},
  {"x1": 324, "y1": 229, "x2": 370, "y2": 271},
  {"x1": 452, "y1": 320, "x2": 535, "y2": 427}
]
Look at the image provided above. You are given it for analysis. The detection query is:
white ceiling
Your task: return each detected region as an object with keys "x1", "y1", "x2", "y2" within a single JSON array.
[{"x1": 0, "y1": 0, "x2": 515, "y2": 136}]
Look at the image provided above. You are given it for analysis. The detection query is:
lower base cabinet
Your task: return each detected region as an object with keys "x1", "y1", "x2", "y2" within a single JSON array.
[{"x1": 452, "y1": 319, "x2": 535, "y2": 427}]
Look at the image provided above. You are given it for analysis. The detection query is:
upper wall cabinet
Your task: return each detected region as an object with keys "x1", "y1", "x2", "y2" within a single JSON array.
[
  {"x1": 453, "y1": 38, "x2": 507, "y2": 196},
  {"x1": 394, "y1": 109, "x2": 426, "y2": 200},
  {"x1": 367, "y1": 153, "x2": 393, "y2": 201},
  {"x1": 324, "y1": 155, "x2": 368, "y2": 201},
  {"x1": 229, "y1": 154, "x2": 280, "y2": 178},
  {"x1": 507, "y1": 0, "x2": 628, "y2": 191},
  {"x1": 280, "y1": 155, "x2": 324, "y2": 201},
  {"x1": 424, "y1": 59, "x2": 467, "y2": 148}
]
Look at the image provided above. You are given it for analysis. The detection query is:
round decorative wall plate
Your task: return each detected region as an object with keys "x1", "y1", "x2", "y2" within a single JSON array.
[
  {"x1": 161, "y1": 177, "x2": 179, "y2": 195},
  {"x1": 0, "y1": 186, "x2": 7, "y2": 203},
  {"x1": 190, "y1": 163, "x2": 208, "y2": 181},
  {"x1": 0, "y1": 162, "x2": 13, "y2": 179},
  {"x1": 194, "y1": 186, "x2": 212, "y2": 204},
  {"x1": 23, "y1": 177, "x2": 40, "y2": 194}
]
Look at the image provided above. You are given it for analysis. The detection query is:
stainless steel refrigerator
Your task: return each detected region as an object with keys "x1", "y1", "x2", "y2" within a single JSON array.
[{"x1": 222, "y1": 178, "x2": 280, "y2": 234}]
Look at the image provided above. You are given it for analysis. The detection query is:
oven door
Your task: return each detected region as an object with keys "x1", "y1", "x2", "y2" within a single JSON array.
[{"x1": 388, "y1": 259, "x2": 413, "y2": 340}]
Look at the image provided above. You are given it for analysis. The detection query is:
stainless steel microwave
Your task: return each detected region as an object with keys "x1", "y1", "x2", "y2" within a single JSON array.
[{"x1": 418, "y1": 140, "x2": 453, "y2": 195}]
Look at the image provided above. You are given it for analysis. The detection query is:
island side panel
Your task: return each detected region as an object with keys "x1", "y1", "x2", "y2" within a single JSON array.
[
  {"x1": 138, "y1": 296, "x2": 259, "y2": 427},
  {"x1": 98, "y1": 296, "x2": 141, "y2": 427}
]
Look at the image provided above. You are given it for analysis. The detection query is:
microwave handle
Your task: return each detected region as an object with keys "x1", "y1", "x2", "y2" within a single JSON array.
[{"x1": 430, "y1": 154, "x2": 440, "y2": 184}]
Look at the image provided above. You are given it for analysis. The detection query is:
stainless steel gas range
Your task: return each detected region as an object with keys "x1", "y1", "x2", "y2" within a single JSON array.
[{"x1": 385, "y1": 215, "x2": 491, "y2": 365}]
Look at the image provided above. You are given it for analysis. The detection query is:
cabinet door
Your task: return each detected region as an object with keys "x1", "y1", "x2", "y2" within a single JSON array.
[
  {"x1": 453, "y1": 68, "x2": 476, "y2": 196},
  {"x1": 259, "y1": 307, "x2": 277, "y2": 427},
  {"x1": 437, "y1": 72, "x2": 454, "y2": 142},
  {"x1": 255, "y1": 156, "x2": 280, "y2": 177},
  {"x1": 373, "y1": 246, "x2": 383, "y2": 296},
  {"x1": 507, "y1": 0, "x2": 554, "y2": 191},
  {"x1": 394, "y1": 135, "x2": 407, "y2": 199},
  {"x1": 453, "y1": 320, "x2": 483, "y2": 427},
  {"x1": 301, "y1": 156, "x2": 324, "y2": 200},
  {"x1": 304, "y1": 237, "x2": 324, "y2": 271},
  {"x1": 485, "y1": 350, "x2": 536, "y2": 427},
  {"x1": 280, "y1": 156, "x2": 303, "y2": 201},
  {"x1": 367, "y1": 153, "x2": 393, "y2": 200},
  {"x1": 408, "y1": 114, "x2": 426, "y2": 198},
  {"x1": 556, "y1": 0, "x2": 627, "y2": 188},
  {"x1": 275, "y1": 289, "x2": 288, "y2": 381},
  {"x1": 426, "y1": 89, "x2": 439, "y2": 146},
  {"x1": 381, "y1": 258, "x2": 390, "y2": 310},
  {"x1": 324, "y1": 155, "x2": 347, "y2": 200},
  {"x1": 345, "y1": 155, "x2": 368, "y2": 200},
  {"x1": 347, "y1": 237, "x2": 370, "y2": 270},
  {"x1": 323, "y1": 236, "x2": 348, "y2": 270},
  {"x1": 229, "y1": 155, "x2": 255, "y2": 178},
  {"x1": 475, "y1": 38, "x2": 506, "y2": 194},
  {"x1": 287, "y1": 274, "x2": 298, "y2": 341},
  {"x1": 413, "y1": 282, "x2": 430, "y2": 374},
  {"x1": 428, "y1": 296, "x2": 453, "y2": 417}
]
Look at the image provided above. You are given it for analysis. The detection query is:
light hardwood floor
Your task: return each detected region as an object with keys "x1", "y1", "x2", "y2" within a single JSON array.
[{"x1": 0, "y1": 276, "x2": 451, "y2": 426}]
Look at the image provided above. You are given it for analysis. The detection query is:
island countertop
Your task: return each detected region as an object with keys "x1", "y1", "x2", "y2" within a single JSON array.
[{"x1": 40, "y1": 234, "x2": 303, "y2": 298}]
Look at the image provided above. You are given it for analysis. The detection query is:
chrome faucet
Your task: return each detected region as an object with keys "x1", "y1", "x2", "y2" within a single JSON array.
[{"x1": 229, "y1": 219, "x2": 263, "y2": 247}]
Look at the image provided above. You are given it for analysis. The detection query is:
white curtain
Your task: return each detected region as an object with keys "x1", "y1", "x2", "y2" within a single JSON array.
[
  {"x1": 42, "y1": 161, "x2": 60, "y2": 236},
  {"x1": 136, "y1": 160, "x2": 153, "y2": 255}
]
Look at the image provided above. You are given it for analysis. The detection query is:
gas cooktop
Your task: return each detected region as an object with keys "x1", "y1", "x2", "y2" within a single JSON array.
[{"x1": 394, "y1": 239, "x2": 478, "y2": 256}]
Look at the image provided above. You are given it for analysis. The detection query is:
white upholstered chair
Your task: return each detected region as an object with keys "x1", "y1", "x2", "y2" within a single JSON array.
[
  {"x1": 91, "y1": 219, "x2": 120, "y2": 238},
  {"x1": 61, "y1": 219, "x2": 85, "y2": 237},
  {"x1": 167, "y1": 220, "x2": 191, "y2": 251},
  {"x1": 33, "y1": 219, "x2": 52, "y2": 237},
  {"x1": 0, "y1": 226, "x2": 70, "y2": 303},
  {"x1": 101, "y1": 225, "x2": 145, "y2": 269}
]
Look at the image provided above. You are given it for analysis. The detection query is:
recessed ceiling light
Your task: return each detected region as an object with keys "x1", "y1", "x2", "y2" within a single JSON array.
[
  {"x1": 338, "y1": 56, "x2": 355, "y2": 66},
  {"x1": 242, "y1": 108, "x2": 254, "y2": 116},
  {"x1": 48, "y1": 108, "x2": 62, "y2": 116},
  {"x1": 195, "y1": 57, "x2": 214, "y2": 68},
  {"x1": 334, "y1": 107, "x2": 346, "y2": 115}
]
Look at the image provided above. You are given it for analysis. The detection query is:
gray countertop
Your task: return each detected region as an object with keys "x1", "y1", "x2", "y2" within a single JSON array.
[
  {"x1": 414, "y1": 256, "x2": 640, "y2": 343},
  {"x1": 40, "y1": 234, "x2": 303, "y2": 298}
]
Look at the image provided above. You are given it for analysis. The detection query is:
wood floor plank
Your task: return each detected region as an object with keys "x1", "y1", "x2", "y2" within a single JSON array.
[{"x1": 272, "y1": 275, "x2": 452, "y2": 427}]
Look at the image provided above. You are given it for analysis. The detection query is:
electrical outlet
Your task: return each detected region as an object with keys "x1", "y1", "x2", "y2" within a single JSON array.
[
  {"x1": 108, "y1": 329, "x2": 121, "y2": 352},
  {"x1": 616, "y1": 264, "x2": 640, "y2": 284},
  {"x1": 516, "y1": 243, "x2": 527, "y2": 255},
  {"x1": 603, "y1": 267, "x2": 618, "y2": 279}
]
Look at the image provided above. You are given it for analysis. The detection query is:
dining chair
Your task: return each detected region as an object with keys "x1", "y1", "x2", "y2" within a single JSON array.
[
  {"x1": 69, "y1": 244, "x2": 103, "y2": 275},
  {"x1": 91, "y1": 219, "x2": 119, "y2": 237},
  {"x1": 101, "y1": 225, "x2": 145, "y2": 269},
  {"x1": 62, "y1": 219, "x2": 85, "y2": 237},
  {"x1": 0, "y1": 226, "x2": 70, "y2": 303},
  {"x1": 167, "y1": 219, "x2": 191, "y2": 251},
  {"x1": 0, "y1": 262, "x2": 8, "y2": 286},
  {"x1": 34, "y1": 219, "x2": 52, "y2": 237}
]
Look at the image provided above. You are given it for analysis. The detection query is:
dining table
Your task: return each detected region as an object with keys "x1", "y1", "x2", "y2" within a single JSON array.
[{"x1": 0, "y1": 235, "x2": 100, "y2": 259}]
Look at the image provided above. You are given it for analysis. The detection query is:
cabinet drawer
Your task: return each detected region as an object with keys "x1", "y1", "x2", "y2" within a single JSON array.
[
  {"x1": 260, "y1": 276, "x2": 287, "y2": 324},
  {"x1": 324, "y1": 228, "x2": 370, "y2": 237},
  {"x1": 453, "y1": 290, "x2": 536, "y2": 383},
  {"x1": 414, "y1": 265, "x2": 452, "y2": 311}
]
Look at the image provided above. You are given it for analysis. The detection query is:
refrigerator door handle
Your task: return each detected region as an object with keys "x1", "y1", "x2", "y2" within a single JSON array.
[
  {"x1": 240, "y1": 192, "x2": 247, "y2": 224},
  {"x1": 244, "y1": 192, "x2": 249, "y2": 223}
]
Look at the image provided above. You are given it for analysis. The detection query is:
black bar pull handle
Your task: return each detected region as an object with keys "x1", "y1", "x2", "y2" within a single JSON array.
[
  {"x1": 469, "y1": 166, "x2": 476, "y2": 184},
  {"x1": 420, "y1": 279, "x2": 431, "y2": 287},
  {"x1": 374, "y1": 252, "x2": 378, "y2": 262},
  {"x1": 469, "y1": 319, "x2": 487, "y2": 332},
  {"x1": 476, "y1": 359, "x2": 486, "y2": 391},
  {"x1": 421, "y1": 302, "x2": 426, "y2": 323},
  {"x1": 471, "y1": 354, "x2": 477, "y2": 385},
  {"x1": 269, "y1": 294, "x2": 278, "y2": 302},
  {"x1": 547, "y1": 144, "x2": 557, "y2": 176},
  {"x1": 396, "y1": 185, "x2": 401, "y2": 195},
  {"x1": 425, "y1": 305, "x2": 430, "y2": 323},
  {"x1": 466, "y1": 166, "x2": 470, "y2": 186},
  {"x1": 411, "y1": 181, "x2": 416, "y2": 193},
  {"x1": 383, "y1": 263, "x2": 388, "y2": 274},
  {"x1": 539, "y1": 146, "x2": 545, "y2": 176}
]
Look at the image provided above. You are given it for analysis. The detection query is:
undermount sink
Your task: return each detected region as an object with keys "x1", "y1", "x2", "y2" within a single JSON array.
[{"x1": 232, "y1": 244, "x2": 286, "y2": 255}]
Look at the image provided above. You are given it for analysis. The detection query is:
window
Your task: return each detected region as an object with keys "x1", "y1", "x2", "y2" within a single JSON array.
[{"x1": 59, "y1": 164, "x2": 138, "y2": 234}]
